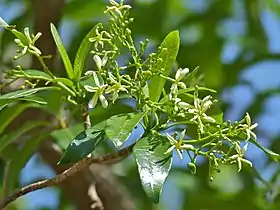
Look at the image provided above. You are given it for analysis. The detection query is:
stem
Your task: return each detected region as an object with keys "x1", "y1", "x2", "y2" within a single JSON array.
[
  {"x1": 81, "y1": 104, "x2": 91, "y2": 130},
  {"x1": 0, "y1": 143, "x2": 135, "y2": 209}
]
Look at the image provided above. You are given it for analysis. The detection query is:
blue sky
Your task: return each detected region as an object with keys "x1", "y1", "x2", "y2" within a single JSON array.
[{"x1": 1, "y1": 0, "x2": 280, "y2": 209}]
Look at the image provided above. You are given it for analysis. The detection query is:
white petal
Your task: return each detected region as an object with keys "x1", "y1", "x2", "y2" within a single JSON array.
[
  {"x1": 93, "y1": 55, "x2": 102, "y2": 70},
  {"x1": 166, "y1": 133, "x2": 176, "y2": 144},
  {"x1": 84, "y1": 85, "x2": 97, "y2": 92},
  {"x1": 175, "y1": 68, "x2": 189, "y2": 81},
  {"x1": 164, "y1": 145, "x2": 175, "y2": 154},
  {"x1": 99, "y1": 94, "x2": 108, "y2": 108}
]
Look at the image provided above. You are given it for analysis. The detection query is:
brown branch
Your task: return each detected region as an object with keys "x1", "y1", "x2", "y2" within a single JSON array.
[{"x1": 0, "y1": 143, "x2": 134, "y2": 209}]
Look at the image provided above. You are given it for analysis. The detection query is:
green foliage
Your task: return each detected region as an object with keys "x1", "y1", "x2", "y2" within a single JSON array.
[
  {"x1": 50, "y1": 23, "x2": 74, "y2": 80},
  {"x1": 149, "y1": 30, "x2": 180, "y2": 102},
  {"x1": 59, "y1": 121, "x2": 106, "y2": 164},
  {"x1": 105, "y1": 112, "x2": 147, "y2": 147},
  {"x1": 133, "y1": 133, "x2": 172, "y2": 203},
  {"x1": 74, "y1": 23, "x2": 102, "y2": 81},
  {"x1": 0, "y1": 0, "x2": 279, "y2": 208}
]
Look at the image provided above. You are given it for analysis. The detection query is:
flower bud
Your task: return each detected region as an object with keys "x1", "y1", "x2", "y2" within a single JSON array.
[{"x1": 175, "y1": 68, "x2": 189, "y2": 81}]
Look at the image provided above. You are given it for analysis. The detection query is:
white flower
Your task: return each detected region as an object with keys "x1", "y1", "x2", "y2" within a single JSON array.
[
  {"x1": 13, "y1": 27, "x2": 42, "y2": 58},
  {"x1": 84, "y1": 71, "x2": 108, "y2": 108},
  {"x1": 175, "y1": 68, "x2": 189, "y2": 81},
  {"x1": 170, "y1": 68, "x2": 189, "y2": 96},
  {"x1": 164, "y1": 129, "x2": 194, "y2": 160},
  {"x1": 229, "y1": 142, "x2": 252, "y2": 172},
  {"x1": 188, "y1": 95, "x2": 216, "y2": 133},
  {"x1": 242, "y1": 112, "x2": 258, "y2": 141},
  {"x1": 93, "y1": 55, "x2": 108, "y2": 71},
  {"x1": 105, "y1": 73, "x2": 128, "y2": 102}
]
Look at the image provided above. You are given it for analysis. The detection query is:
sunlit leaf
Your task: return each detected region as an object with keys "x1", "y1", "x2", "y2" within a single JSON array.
[
  {"x1": 133, "y1": 133, "x2": 172, "y2": 203},
  {"x1": 149, "y1": 30, "x2": 180, "y2": 102},
  {"x1": 105, "y1": 112, "x2": 147, "y2": 148},
  {"x1": 50, "y1": 23, "x2": 74, "y2": 80},
  {"x1": 74, "y1": 23, "x2": 102, "y2": 81}
]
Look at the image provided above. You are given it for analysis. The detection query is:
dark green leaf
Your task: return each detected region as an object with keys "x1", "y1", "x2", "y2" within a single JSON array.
[
  {"x1": 133, "y1": 133, "x2": 172, "y2": 203},
  {"x1": 59, "y1": 121, "x2": 106, "y2": 164},
  {"x1": 51, "y1": 123, "x2": 84, "y2": 149},
  {"x1": 105, "y1": 112, "x2": 147, "y2": 148},
  {"x1": 50, "y1": 23, "x2": 74, "y2": 80},
  {"x1": 0, "y1": 121, "x2": 48, "y2": 153},
  {"x1": 4, "y1": 132, "x2": 48, "y2": 194},
  {"x1": 149, "y1": 30, "x2": 180, "y2": 102},
  {"x1": 74, "y1": 23, "x2": 102, "y2": 81}
]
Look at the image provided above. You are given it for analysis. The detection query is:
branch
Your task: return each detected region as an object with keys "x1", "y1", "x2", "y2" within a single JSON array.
[{"x1": 0, "y1": 143, "x2": 134, "y2": 209}]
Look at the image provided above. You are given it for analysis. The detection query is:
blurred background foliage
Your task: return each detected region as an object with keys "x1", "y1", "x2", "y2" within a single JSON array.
[{"x1": 1, "y1": 0, "x2": 280, "y2": 209}]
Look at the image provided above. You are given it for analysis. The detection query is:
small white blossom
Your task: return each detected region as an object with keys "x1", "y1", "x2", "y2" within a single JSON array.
[
  {"x1": 229, "y1": 142, "x2": 253, "y2": 172},
  {"x1": 105, "y1": 73, "x2": 128, "y2": 102},
  {"x1": 241, "y1": 112, "x2": 258, "y2": 141},
  {"x1": 13, "y1": 27, "x2": 42, "y2": 58},
  {"x1": 164, "y1": 129, "x2": 194, "y2": 160},
  {"x1": 170, "y1": 68, "x2": 189, "y2": 96},
  {"x1": 93, "y1": 55, "x2": 108, "y2": 71},
  {"x1": 175, "y1": 68, "x2": 189, "y2": 81},
  {"x1": 188, "y1": 95, "x2": 216, "y2": 133},
  {"x1": 84, "y1": 71, "x2": 108, "y2": 108}
]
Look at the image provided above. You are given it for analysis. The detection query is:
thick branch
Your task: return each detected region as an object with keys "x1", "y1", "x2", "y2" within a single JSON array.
[{"x1": 0, "y1": 143, "x2": 134, "y2": 209}]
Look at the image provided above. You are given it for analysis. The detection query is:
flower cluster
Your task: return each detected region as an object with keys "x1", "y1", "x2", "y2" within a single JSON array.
[{"x1": 4, "y1": 0, "x2": 265, "y2": 179}]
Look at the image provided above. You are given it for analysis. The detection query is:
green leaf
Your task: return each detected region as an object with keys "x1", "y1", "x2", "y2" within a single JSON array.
[
  {"x1": 51, "y1": 123, "x2": 84, "y2": 149},
  {"x1": 50, "y1": 23, "x2": 74, "y2": 80},
  {"x1": 74, "y1": 23, "x2": 102, "y2": 81},
  {"x1": 55, "y1": 77, "x2": 75, "y2": 89},
  {"x1": 251, "y1": 139, "x2": 280, "y2": 162},
  {"x1": 19, "y1": 69, "x2": 53, "y2": 80},
  {"x1": 4, "y1": 132, "x2": 48, "y2": 194},
  {"x1": 59, "y1": 121, "x2": 106, "y2": 164},
  {"x1": 0, "y1": 102, "x2": 43, "y2": 134},
  {"x1": 0, "y1": 121, "x2": 48, "y2": 154},
  {"x1": 133, "y1": 133, "x2": 172, "y2": 203},
  {"x1": 149, "y1": 30, "x2": 180, "y2": 102},
  {"x1": 105, "y1": 112, "x2": 147, "y2": 148},
  {"x1": 0, "y1": 87, "x2": 60, "y2": 100},
  {"x1": 0, "y1": 95, "x2": 47, "y2": 108}
]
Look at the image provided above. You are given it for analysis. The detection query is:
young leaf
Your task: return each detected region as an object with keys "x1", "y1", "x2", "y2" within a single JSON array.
[
  {"x1": 133, "y1": 133, "x2": 173, "y2": 203},
  {"x1": 0, "y1": 121, "x2": 48, "y2": 153},
  {"x1": 74, "y1": 23, "x2": 102, "y2": 81},
  {"x1": 149, "y1": 30, "x2": 180, "y2": 102},
  {"x1": 59, "y1": 121, "x2": 106, "y2": 164},
  {"x1": 4, "y1": 132, "x2": 48, "y2": 194},
  {"x1": 50, "y1": 23, "x2": 74, "y2": 80},
  {"x1": 105, "y1": 112, "x2": 147, "y2": 148}
]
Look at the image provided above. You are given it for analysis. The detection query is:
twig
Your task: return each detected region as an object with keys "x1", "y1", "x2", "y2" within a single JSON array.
[{"x1": 0, "y1": 143, "x2": 135, "y2": 209}]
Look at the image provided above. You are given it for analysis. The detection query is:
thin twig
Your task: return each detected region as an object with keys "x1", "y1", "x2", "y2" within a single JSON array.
[{"x1": 0, "y1": 143, "x2": 135, "y2": 209}]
